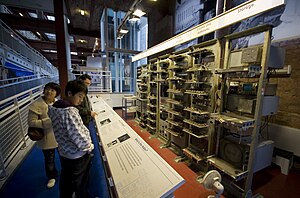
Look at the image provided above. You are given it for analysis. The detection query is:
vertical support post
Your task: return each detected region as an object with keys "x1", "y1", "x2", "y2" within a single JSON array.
[
  {"x1": 14, "y1": 98, "x2": 27, "y2": 148},
  {"x1": 156, "y1": 60, "x2": 160, "y2": 137},
  {"x1": 244, "y1": 26, "x2": 272, "y2": 197},
  {"x1": 53, "y1": 0, "x2": 68, "y2": 97},
  {"x1": 0, "y1": 151, "x2": 7, "y2": 180}
]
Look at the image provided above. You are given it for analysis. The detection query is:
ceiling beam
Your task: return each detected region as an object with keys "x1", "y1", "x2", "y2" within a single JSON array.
[
  {"x1": 76, "y1": 47, "x2": 94, "y2": 53},
  {"x1": 68, "y1": 26, "x2": 100, "y2": 38},
  {"x1": 26, "y1": 40, "x2": 94, "y2": 55},
  {"x1": 107, "y1": 47, "x2": 141, "y2": 54},
  {"x1": 42, "y1": 52, "x2": 78, "y2": 60},
  {"x1": 26, "y1": 40, "x2": 76, "y2": 51}
]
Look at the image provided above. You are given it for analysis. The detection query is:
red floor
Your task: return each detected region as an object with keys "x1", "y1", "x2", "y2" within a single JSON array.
[
  {"x1": 119, "y1": 111, "x2": 300, "y2": 198},
  {"x1": 126, "y1": 120, "x2": 218, "y2": 198}
]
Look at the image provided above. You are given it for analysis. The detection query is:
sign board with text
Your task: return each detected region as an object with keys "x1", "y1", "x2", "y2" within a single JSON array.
[
  {"x1": 132, "y1": 0, "x2": 285, "y2": 62},
  {"x1": 90, "y1": 96, "x2": 185, "y2": 198}
]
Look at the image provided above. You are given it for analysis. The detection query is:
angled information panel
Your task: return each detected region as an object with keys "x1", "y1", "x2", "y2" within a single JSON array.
[
  {"x1": 132, "y1": 0, "x2": 285, "y2": 62},
  {"x1": 90, "y1": 96, "x2": 185, "y2": 198}
]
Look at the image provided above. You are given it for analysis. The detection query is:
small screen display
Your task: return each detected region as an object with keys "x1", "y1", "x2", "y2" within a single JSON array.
[
  {"x1": 118, "y1": 134, "x2": 130, "y2": 143},
  {"x1": 243, "y1": 83, "x2": 253, "y2": 91}
]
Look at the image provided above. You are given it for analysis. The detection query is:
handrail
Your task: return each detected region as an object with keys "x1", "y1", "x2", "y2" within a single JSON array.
[
  {"x1": 0, "y1": 20, "x2": 53, "y2": 67},
  {"x1": 0, "y1": 74, "x2": 55, "y2": 88},
  {"x1": 0, "y1": 84, "x2": 43, "y2": 183},
  {"x1": 0, "y1": 20, "x2": 58, "y2": 75}
]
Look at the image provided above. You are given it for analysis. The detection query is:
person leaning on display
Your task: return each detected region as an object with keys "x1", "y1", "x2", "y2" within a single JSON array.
[
  {"x1": 27, "y1": 82, "x2": 61, "y2": 188},
  {"x1": 48, "y1": 80, "x2": 94, "y2": 198},
  {"x1": 77, "y1": 74, "x2": 97, "y2": 127}
]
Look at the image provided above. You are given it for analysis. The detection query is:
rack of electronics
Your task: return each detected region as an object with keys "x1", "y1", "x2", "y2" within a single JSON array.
[
  {"x1": 146, "y1": 58, "x2": 158, "y2": 135},
  {"x1": 165, "y1": 49, "x2": 191, "y2": 161},
  {"x1": 182, "y1": 40, "x2": 221, "y2": 168},
  {"x1": 157, "y1": 54, "x2": 170, "y2": 142},
  {"x1": 136, "y1": 64, "x2": 148, "y2": 127},
  {"x1": 208, "y1": 25, "x2": 284, "y2": 197},
  {"x1": 135, "y1": 24, "x2": 286, "y2": 198}
]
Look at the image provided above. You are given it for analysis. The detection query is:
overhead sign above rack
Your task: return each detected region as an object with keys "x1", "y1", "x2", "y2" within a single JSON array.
[{"x1": 132, "y1": 0, "x2": 285, "y2": 62}]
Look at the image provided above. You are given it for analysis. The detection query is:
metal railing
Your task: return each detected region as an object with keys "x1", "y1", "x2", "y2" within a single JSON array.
[
  {"x1": 0, "y1": 20, "x2": 58, "y2": 76},
  {"x1": 0, "y1": 84, "x2": 43, "y2": 182},
  {"x1": 0, "y1": 75, "x2": 58, "y2": 101}
]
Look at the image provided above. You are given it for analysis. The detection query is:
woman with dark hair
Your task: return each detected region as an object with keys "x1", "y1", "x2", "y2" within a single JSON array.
[{"x1": 27, "y1": 82, "x2": 61, "y2": 188}]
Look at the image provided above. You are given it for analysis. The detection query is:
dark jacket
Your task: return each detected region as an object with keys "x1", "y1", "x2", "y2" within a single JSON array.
[{"x1": 77, "y1": 96, "x2": 92, "y2": 127}]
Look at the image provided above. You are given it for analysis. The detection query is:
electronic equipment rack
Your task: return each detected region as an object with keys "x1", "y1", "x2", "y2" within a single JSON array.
[
  {"x1": 182, "y1": 39, "x2": 221, "y2": 167},
  {"x1": 134, "y1": 25, "x2": 282, "y2": 198},
  {"x1": 136, "y1": 64, "x2": 148, "y2": 127},
  {"x1": 208, "y1": 25, "x2": 280, "y2": 198}
]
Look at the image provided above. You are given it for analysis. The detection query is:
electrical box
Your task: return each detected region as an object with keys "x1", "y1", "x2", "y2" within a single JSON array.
[
  {"x1": 262, "y1": 96, "x2": 279, "y2": 116},
  {"x1": 241, "y1": 46, "x2": 261, "y2": 64},
  {"x1": 226, "y1": 95, "x2": 279, "y2": 115},
  {"x1": 253, "y1": 140, "x2": 274, "y2": 172},
  {"x1": 228, "y1": 45, "x2": 285, "y2": 69},
  {"x1": 268, "y1": 46, "x2": 285, "y2": 69}
]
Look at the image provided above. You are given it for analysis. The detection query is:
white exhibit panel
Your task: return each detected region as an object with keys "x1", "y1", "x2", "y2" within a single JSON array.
[
  {"x1": 132, "y1": 0, "x2": 285, "y2": 62},
  {"x1": 89, "y1": 93, "x2": 134, "y2": 108},
  {"x1": 90, "y1": 97, "x2": 185, "y2": 198}
]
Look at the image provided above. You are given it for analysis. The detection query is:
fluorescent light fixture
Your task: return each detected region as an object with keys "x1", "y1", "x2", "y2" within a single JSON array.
[
  {"x1": 36, "y1": 32, "x2": 41, "y2": 36},
  {"x1": 128, "y1": 14, "x2": 140, "y2": 23},
  {"x1": 45, "y1": 33, "x2": 56, "y2": 41},
  {"x1": 133, "y1": 8, "x2": 145, "y2": 17},
  {"x1": 79, "y1": 39, "x2": 86, "y2": 43},
  {"x1": 43, "y1": 49, "x2": 57, "y2": 53},
  {"x1": 80, "y1": 9, "x2": 85, "y2": 16},
  {"x1": 117, "y1": 33, "x2": 125, "y2": 39},
  {"x1": 46, "y1": 15, "x2": 55, "y2": 21},
  {"x1": 120, "y1": 28, "x2": 129, "y2": 34},
  {"x1": 133, "y1": 3, "x2": 146, "y2": 17},
  {"x1": 28, "y1": 12, "x2": 37, "y2": 18},
  {"x1": 71, "y1": 52, "x2": 78, "y2": 55},
  {"x1": 19, "y1": 12, "x2": 23, "y2": 17}
]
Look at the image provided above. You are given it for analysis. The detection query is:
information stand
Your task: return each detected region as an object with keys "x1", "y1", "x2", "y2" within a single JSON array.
[{"x1": 90, "y1": 95, "x2": 185, "y2": 198}]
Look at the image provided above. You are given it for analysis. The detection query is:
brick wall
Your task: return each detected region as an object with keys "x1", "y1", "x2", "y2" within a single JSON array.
[{"x1": 271, "y1": 38, "x2": 300, "y2": 129}]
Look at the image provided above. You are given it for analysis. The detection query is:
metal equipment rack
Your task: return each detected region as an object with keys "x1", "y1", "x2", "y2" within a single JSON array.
[{"x1": 208, "y1": 25, "x2": 278, "y2": 198}]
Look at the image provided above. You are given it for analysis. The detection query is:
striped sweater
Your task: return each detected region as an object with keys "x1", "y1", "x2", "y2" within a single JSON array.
[{"x1": 48, "y1": 100, "x2": 94, "y2": 159}]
